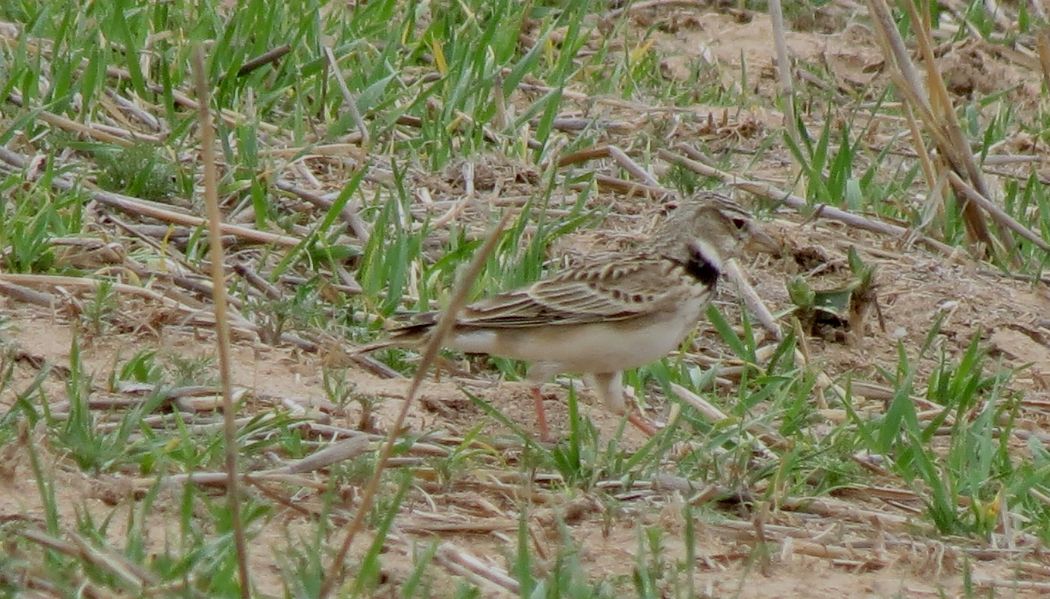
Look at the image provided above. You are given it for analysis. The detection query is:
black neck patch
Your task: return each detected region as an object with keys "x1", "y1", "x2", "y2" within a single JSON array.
[{"x1": 681, "y1": 246, "x2": 720, "y2": 287}]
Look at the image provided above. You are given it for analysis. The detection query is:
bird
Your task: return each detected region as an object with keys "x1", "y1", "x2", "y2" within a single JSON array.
[{"x1": 358, "y1": 192, "x2": 778, "y2": 441}]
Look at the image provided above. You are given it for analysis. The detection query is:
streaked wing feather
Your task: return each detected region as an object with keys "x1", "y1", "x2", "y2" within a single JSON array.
[{"x1": 456, "y1": 256, "x2": 692, "y2": 328}]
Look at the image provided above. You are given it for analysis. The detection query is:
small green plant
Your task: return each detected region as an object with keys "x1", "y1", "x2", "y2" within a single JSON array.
[
  {"x1": 166, "y1": 353, "x2": 216, "y2": 388},
  {"x1": 787, "y1": 246, "x2": 879, "y2": 341},
  {"x1": 80, "y1": 280, "x2": 117, "y2": 336},
  {"x1": 95, "y1": 144, "x2": 180, "y2": 202}
]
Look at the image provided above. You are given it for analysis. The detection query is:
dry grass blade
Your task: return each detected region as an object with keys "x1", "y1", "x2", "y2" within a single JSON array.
[
  {"x1": 724, "y1": 258, "x2": 781, "y2": 339},
  {"x1": 433, "y1": 540, "x2": 519, "y2": 595},
  {"x1": 236, "y1": 44, "x2": 290, "y2": 77},
  {"x1": 0, "y1": 279, "x2": 57, "y2": 307},
  {"x1": 275, "y1": 179, "x2": 372, "y2": 243},
  {"x1": 319, "y1": 211, "x2": 513, "y2": 598},
  {"x1": 865, "y1": 0, "x2": 1009, "y2": 259},
  {"x1": 324, "y1": 46, "x2": 370, "y2": 147},
  {"x1": 0, "y1": 147, "x2": 301, "y2": 247},
  {"x1": 14, "y1": 526, "x2": 189, "y2": 597},
  {"x1": 657, "y1": 147, "x2": 956, "y2": 254},
  {"x1": 767, "y1": 0, "x2": 802, "y2": 179},
  {"x1": 191, "y1": 44, "x2": 250, "y2": 598},
  {"x1": 279, "y1": 435, "x2": 371, "y2": 474},
  {"x1": 557, "y1": 144, "x2": 669, "y2": 192},
  {"x1": 1037, "y1": 27, "x2": 1050, "y2": 90},
  {"x1": 606, "y1": 145, "x2": 660, "y2": 187},
  {"x1": 947, "y1": 171, "x2": 1050, "y2": 252},
  {"x1": 974, "y1": 577, "x2": 1050, "y2": 592},
  {"x1": 7, "y1": 91, "x2": 145, "y2": 146},
  {"x1": 0, "y1": 273, "x2": 198, "y2": 312}
]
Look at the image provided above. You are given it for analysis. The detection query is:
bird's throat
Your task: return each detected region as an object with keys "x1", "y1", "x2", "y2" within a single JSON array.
[{"x1": 682, "y1": 245, "x2": 720, "y2": 287}]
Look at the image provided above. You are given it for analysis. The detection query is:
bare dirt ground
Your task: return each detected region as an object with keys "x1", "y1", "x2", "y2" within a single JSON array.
[
  {"x1": 5, "y1": 222, "x2": 1050, "y2": 597},
  {"x1": 3, "y1": 3, "x2": 1050, "y2": 598}
]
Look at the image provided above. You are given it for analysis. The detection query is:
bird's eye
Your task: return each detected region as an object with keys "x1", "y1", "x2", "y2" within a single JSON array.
[{"x1": 731, "y1": 217, "x2": 748, "y2": 230}]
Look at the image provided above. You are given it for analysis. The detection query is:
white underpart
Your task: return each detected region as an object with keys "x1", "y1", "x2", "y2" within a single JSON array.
[{"x1": 447, "y1": 292, "x2": 709, "y2": 409}]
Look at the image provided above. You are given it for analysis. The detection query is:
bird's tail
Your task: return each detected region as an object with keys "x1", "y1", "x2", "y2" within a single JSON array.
[{"x1": 352, "y1": 313, "x2": 439, "y2": 354}]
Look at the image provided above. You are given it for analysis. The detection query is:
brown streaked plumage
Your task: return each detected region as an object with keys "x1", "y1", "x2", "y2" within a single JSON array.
[{"x1": 359, "y1": 191, "x2": 778, "y2": 440}]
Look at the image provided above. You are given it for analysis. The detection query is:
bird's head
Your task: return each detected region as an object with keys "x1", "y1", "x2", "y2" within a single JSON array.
[{"x1": 651, "y1": 191, "x2": 780, "y2": 273}]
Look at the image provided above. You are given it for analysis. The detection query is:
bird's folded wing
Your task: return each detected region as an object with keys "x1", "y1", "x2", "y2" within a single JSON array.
[{"x1": 458, "y1": 257, "x2": 691, "y2": 328}]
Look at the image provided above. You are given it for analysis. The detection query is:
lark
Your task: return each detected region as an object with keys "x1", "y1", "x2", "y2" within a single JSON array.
[{"x1": 360, "y1": 192, "x2": 778, "y2": 440}]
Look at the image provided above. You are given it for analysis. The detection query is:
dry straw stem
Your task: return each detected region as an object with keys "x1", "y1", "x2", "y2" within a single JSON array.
[
  {"x1": 236, "y1": 44, "x2": 291, "y2": 78},
  {"x1": 319, "y1": 211, "x2": 513, "y2": 598},
  {"x1": 658, "y1": 146, "x2": 956, "y2": 255},
  {"x1": 865, "y1": 0, "x2": 1013, "y2": 260},
  {"x1": 724, "y1": 258, "x2": 781, "y2": 338},
  {"x1": 15, "y1": 527, "x2": 159, "y2": 597},
  {"x1": 275, "y1": 178, "x2": 372, "y2": 243},
  {"x1": 191, "y1": 45, "x2": 250, "y2": 598},
  {"x1": 901, "y1": 101, "x2": 947, "y2": 234},
  {"x1": 1037, "y1": 27, "x2": 1050, "y2": 90},
  {"x1": 0, "y1": 147, "x2": 301, "y2": 247},
  {"x1": 8, "y1": 91, "x2": 152, "y2": 146},
  {"x1": 432, "y1": 540, "x2": 519, "y2": 596},
  {"x1": 670, "y1": 383, "x2": 781, "y2": 459},
  {"x1": 0, "y1": 273, "x2": 202, "y2": 313},
  {"x1": 766, "y1": 0, "x2": 803, "y2": 186},
  {"x1": 558, "y1": 144, "x2": 673, "y2": 199},
  {"x1": 947, "y1": 171, "x2": 1050, "y2": 251},
  {"x1": 557, "y1": 144, "x2": 660, "y2": 187}
]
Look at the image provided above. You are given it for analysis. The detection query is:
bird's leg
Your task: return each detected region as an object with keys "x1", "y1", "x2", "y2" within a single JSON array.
[
  {"x1": 591, "y1": 371, "x2": 661, "y2": 437},
  {"x1": 526, "y1": 363, "x2": 559, "y2": 443},
  {"x1": 529, "y1": 385, "x2": 551, "y2": 443},
  {"x1": 627, "y1": 411, "x2": 660, "y2": 436}
]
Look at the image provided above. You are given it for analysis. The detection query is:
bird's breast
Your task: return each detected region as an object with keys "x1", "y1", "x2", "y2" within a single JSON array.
[{"x1": 448, "y1": 291, "x2": 711, "y2": 373}]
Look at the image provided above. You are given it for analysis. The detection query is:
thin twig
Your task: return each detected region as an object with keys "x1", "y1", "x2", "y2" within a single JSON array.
[
  {"x1": 7, "y1": 91, "x2": 148, "y2": 146},
  {"x1": 724, "y1": 258, "x2": 781, "y2": 339},
  {"x1": 0, "y1": 273, "x2": 198, "y2": 312},
  {"x1": 318, "y1": 212, "x2": 512, "y2": 597},
  {"x1": 947, "y1": 171, "x2": 1050, "y2": 252},
  {"x1": 0, "y1": 147, "x2": 301, "y2": 247},
  {"x1": 191, "y1": 45, "x2": 250, "y2": 598},
  {"x1": 0, "y1": 279, "x2": 57, "y2": 307},
  {"x1": 607, "y1": 145, "x2": 660, "y2": 187},
  {"x1": 275, "y1": 179, "x2": 371, "y2": 243},
  {"x1": 236, "y1": 44, "x2": 291, "y2": 77},
  {"x1": 1035, "y1": 26, "x2": 1050, "y2": 93},
  {"x1": 658, "y1": 147, "x2": 956, "y2": 255},
  {"x1": 767, "y1": 0, "x2": 802, "y2": 181}
]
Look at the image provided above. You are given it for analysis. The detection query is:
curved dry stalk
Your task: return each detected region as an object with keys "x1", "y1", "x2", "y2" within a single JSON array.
[
  {"x1": 866, "y1": 0, "x2": 1013, "y2": 261},
  {"x1": 1036, "y1": 26, "x2": 1050, "y2": 91},
  {"x1": 318, "y1": 212, "x2": 512, "y2": 598},
  {"x1": 323, "y1": 46, "x2": 370, "y2": 147},
  {"x1": 767, "y1": 0, "x2": 803, "y2": 180},
  {"x1": 947, "y1": 171, "x2": 1050, "y2": 252},
  {"x1": 191, "y1": 45, "x2": 250, "y2": 598}
]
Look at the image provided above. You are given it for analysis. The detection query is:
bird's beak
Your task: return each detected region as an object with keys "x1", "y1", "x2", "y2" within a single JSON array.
[{"x1": 747, "y1": 224, "x2": 782, "y2": 255}]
